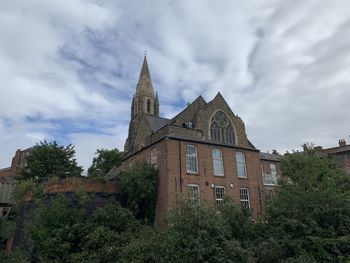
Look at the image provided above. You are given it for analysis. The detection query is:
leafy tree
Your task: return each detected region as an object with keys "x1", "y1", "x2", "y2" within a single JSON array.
[
  {"x1": 118, "y1": 161, "x2": 158, "y2": 224},
  {"x1": 261, "y1": 148, "x2": 350, "y2": 262},
  {"x1": 27, "y1": 194, "x2": 143, "y2": 263},
  {"x1": 20, "y1": 141, "x2": 83, "y2": 180},
  {"x1": 87, "y1": 148, "x2": 124, "y2": 177},
  {"x1": 0, "y1": 248, "x2": 31, "y2": 263}
]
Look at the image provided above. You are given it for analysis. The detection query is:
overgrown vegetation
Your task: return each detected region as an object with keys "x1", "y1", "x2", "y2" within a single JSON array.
[
  {"x1": 259, "y1": 148, "x2": 350, "y2": 262},
  {"x1": 2, "y1": 149, "x2": 350, "y2": 262},
  {"x1": 119, "y1": 161, "x2": 158, "y2": 224}
]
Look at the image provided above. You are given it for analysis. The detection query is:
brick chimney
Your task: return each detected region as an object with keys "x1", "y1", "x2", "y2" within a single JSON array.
[
  {"x1": 339, "y1": 139, "x2": 346, "y2": 147},
  {"x1": 314, "y1": 146, "x2": 323, "y2": 152}
]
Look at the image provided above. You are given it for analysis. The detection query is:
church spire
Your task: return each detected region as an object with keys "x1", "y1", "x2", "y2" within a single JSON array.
[
  {"x1": 132, "y1": 55, "x2": 159, "y2": 118},
  {"x1": 136, "y1": 55, "x2": 154, "y2": 97},
  {"x1": 125, "y1": 55, "x2": 160, "y2": 153}
]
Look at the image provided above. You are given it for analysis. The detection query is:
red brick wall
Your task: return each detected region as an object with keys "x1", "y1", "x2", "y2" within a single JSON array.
[
  {"x1": 167, "y1": 140, "x2": 264, "y2": 218},
  {"x1": 23, "y1": 179, "x2": 119, "y2": 202},
  {"x1": 124, "y1": 138, "x2": 265, "y2": 227}
]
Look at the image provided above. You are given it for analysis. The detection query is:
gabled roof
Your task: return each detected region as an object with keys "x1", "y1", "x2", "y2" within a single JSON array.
[
  {"x1": 145, "y1": 115, "x2": 171, "y2": 132},
  {"x1": 169, "y1": 95, "x2": 206, "y2": 124}
]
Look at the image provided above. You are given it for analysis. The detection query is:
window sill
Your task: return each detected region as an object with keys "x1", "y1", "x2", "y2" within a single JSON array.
[
  {"x1": 237, "y1": 177, "x2": 248, "y2": 180},
  {"x1": 187, "y1": 172, "x2": 199, "y2": 175},
  {"x1": 214, "y1": 174, "x2": 225, "y2": 177}
]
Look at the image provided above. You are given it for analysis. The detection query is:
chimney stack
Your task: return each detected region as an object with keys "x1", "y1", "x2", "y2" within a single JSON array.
[
  {"x1": 314, "y1": 146, "x2": 323, "y2": 152},
  {"x1": 338, "y1": 139, "x2": 346, "y2": 147}
]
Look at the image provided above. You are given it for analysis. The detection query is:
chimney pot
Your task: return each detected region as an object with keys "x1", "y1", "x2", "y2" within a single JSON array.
[{"x1": 339, "y1": 139, "x2": 346, "y2": 147}]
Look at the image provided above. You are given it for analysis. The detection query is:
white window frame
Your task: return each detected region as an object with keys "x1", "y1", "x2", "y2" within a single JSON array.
[
  {"x1": 188, "y1": 184, "x2": 200, "y2": 204},
  {"x1": 186, "y1": 145, "x2": 198, "y2": 174},
  {"x1": 270, "y1": 163, "x2": 278, "y2": 184},
  {"x1": 214, "y1": 186, "x2": 225, "y2": 206},
  {"x1": 236, "y1": 152, "x2": 247, "y2": 178},
  {"x1": 239, "y1": 188, "x2": 250, "y2": 209},
  {"x1": 212, "y1": 148, "x2": 224, "y2": 176},
  {"x1": 150, "y1": 147, "x2": 157, "y2": 168}
]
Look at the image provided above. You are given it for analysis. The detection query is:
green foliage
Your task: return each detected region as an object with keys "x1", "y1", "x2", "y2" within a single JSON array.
[
  {"x1": 29, "y1": 195, "x2": 87, "y2": 261},
  {"x1": 0, "y1": 220, "x2": 16, "y2": 240},
  {"x1": 263, "y1": 148, "x2": 350, "y2": 262},
  {"x1": 0, "y1": 248, "x2": 31, "y2": 263},
  {"x1": 73, "y1": 204, "x2": 143, "y2": 262},
  {"x1": 118, "y1": 227, "x2": 161, "y2": 263},
  {"x1": 87, "y1": 148, "x2": 124, "y2": 177},
  {"x1": 27, "y1": 194, "x2": 143, "y2": 263},
  {"x1": 118, "y1": 200, "x2": 254, "y2": 263},
  {"x1": 12, "y1": 180, "x2": 35, "y2": 202},
  {"x1": 20, "y1": 140, "x2": 83, "y2": 180},
  {"x1": 156, "y1": 200, "x2": 254, "y2": 263},
  {"x1": 119, "y1": 161, "x2": 158, "y2": 224}
]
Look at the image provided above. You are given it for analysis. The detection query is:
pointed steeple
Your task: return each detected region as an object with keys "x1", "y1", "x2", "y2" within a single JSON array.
[
  {"x1": 136, "y1": 55, "x2": 154, "y2": 97},
  {"x1": 154, "y1": 91, "x2": 159, "y2": 116}
]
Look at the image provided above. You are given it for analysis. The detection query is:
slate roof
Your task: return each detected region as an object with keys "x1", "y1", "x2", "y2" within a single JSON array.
[
  {"x1": 104, "y1": 165, "x2": 122, "y2": 181},
  {"x1": 260, "y1": 152, "x2": 281, "y2": 162},
  {"x1": 145, "y1": 115, "x2": 171, "y2": 132},
  {"x1": 0, "y1": 167, "x2": 10, "y2": 173},
  {"x1": 321, "y1": 145, "x2": 350, "y2": 154},
  {"x1": 166, "y1": 134, "x2": 259, "y2": 152}
]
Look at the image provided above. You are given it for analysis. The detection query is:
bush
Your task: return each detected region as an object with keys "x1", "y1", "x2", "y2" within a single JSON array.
[{"x1": 118, "y1": 162, "x2": 158, "y2": 224}]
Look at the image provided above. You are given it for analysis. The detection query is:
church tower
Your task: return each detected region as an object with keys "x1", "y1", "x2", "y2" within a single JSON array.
[{"x1": 125, "y1": 56, "x2": 159, "y2": 153}]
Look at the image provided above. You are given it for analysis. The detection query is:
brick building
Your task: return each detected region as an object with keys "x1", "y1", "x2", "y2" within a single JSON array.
[
  {"x1": 123, "y1": 56, "x2": 279, "y2": 226},
  {"x1": 0, "y1": 147, "x2": 33, "y2": 218},
  {"x1": 260, "y1": 151, "x2": 281, "y2": 202},
  {"x1": 315, "y1": 138, "x2": 350, "y2": 175}
]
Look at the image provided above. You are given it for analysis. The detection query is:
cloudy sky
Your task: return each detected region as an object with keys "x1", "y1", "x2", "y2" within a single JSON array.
[{"x1": 1, "y1": 0, "x2": 349, "y2": 172}]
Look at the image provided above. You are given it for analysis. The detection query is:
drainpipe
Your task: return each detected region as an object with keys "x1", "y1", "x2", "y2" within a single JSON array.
[
  {"x1": 258, "y1": 185, "x2": 263, "y2": 215},
  {"x1": 178, "y1": 141, "x2": 183, "y2": 193}
]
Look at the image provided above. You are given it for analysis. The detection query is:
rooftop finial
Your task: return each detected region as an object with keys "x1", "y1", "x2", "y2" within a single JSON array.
[{"x1": 144, "y1": 50, "x2": 147, "y2": 57}]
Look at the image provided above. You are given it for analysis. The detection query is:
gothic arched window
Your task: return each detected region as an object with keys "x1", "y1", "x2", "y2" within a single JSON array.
[
  {"x1": 147, "y1": 99, "x2": 151, "y2": 113},
  {"x1": 210, "y1": 111, "x2": 235, "y2": 145}
]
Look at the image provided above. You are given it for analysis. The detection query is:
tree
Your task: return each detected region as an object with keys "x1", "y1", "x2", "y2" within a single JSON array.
[
  {"x1": 261, "y1": 148, "x2": 350, "y2": 262},
  {"x1": 118, "y1": 162, "x2": 158, "y2": 224},
  {"x1": 87, "y1": 148, "x2": 123, "y2": 177},
  {"x1": 20, "y1": 141, "x2": 82, "y2": 180},
  {"x1": 118, "y1": 200, "x2": 254, "y2": 263}
]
